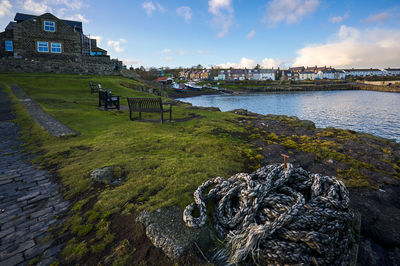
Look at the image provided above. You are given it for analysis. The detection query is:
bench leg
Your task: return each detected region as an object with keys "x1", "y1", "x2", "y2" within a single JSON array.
[
  {"x1": 161, "y1": 112, "x2": 164, "y2": 123},
  {"x1": 129, "y1": 109, "x2": 132, "y2": 120}
]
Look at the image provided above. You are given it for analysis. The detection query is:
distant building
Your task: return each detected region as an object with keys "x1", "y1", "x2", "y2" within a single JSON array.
[
  {"x1": 299, "y1": 71, "x2": 316, "y2": 80},
  {"x1": 316, "y1": 70, "x2": 345, "y2": 80},
  {"x1": 248, "y1": 69, "x2": 276, "y2": 81},
  {"x1": 384, "y1": 68, "x2": 400, "y2": 76},
  {"x1": 230, "y1": 69, "x2": 247, "y2": 80},
  {"x1": 343, "y1": 68, "x2": 385, "y2": 77},
  {"x1": 289, "y1": 66, "x2": 305, "y2": 73}
]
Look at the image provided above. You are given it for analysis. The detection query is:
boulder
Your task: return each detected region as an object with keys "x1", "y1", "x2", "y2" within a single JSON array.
[
  {"x1": 90, "y1": 166, "x2": 114, "y2": 184},
  {"x1": 136, "y1": 206, "x2": 215, "y2": 260}
]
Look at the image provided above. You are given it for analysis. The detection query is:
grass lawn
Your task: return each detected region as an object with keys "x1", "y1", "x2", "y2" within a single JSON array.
[{"x1": 0, "y1": 73, "x2": 261, "y2": 264}]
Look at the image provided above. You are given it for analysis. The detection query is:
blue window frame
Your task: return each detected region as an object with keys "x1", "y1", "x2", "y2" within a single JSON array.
[
  {"x1": 5, "y1": 40, "x2": 13, "y2": 51},
  {"x1": 51, "y1": 43, "x2": 61, "y2": 53},
  {"x1": 44, "y1": 21, "x2": 55, "y2": 32},
  {"x1": 37, "y1": 41, "x2": 49, "y2": 52}
]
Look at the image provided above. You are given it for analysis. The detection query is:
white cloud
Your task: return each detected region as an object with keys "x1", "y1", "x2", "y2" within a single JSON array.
[
  {"x1": 122, "y1": 58, "x2": 144, "y2": 67},
  {"x1": 64, "y1": 13, "x2": 88, "y2": 23},
  {"x1": 23, "y1": 0, "x2": 50, "y2": 14},
  {"x1": 330, "y1": 11, "x2": 349, "y2": 23},
  {"x1": 292, "y1": 25, "x2": 400, "y2": 68},
  {"x1": 362, "y1": 12, "x2": 390, "y2": 23},
  {"x1": 17, "y1": 0, "x2": 88, "y2": 23},
  {"x1": 177, "y1": 6, "x2": 192, "y2": 22},
  {"x1": 107, "y1": 39, "x2": 127, "y2": 53},
  {"x1": 142, "y1": 1, "x2": 165, "y2": 16},
  {"x1": 263, "y1": 0, "x2": 319, "y2": 26},
  {"x1": 161, "y1": 48, "x2": 172, "y2": 53},
  {"x1": 261, "y1": 58, "x2": 281, "y2": 68},
  {"x1": 0, "y1": 0, "x2": 12, "y2": 17},
  {"x1": 217, "y1": 57, "x2": 281, "y2": 69},
  {"x1": 208, "y1": 0, "x2": 234, "y2": 38},
  {"x1": 246, "y1": 29, "x2": 255, "y2": 39}
]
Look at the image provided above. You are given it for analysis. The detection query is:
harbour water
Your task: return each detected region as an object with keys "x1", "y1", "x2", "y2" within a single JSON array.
[{"x1": 178, "y1": 90, "x2": 400, "y2": 142}]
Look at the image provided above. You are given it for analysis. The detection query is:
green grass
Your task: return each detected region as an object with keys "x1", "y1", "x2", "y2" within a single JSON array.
[{"x1": 0, "y1": 73, "x2": 251, "y2": 213}]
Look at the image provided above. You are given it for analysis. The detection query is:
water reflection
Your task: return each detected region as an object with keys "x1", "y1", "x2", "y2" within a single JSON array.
[{"x1": 178, "y1": 90, "x2": 400, "y2": 142}]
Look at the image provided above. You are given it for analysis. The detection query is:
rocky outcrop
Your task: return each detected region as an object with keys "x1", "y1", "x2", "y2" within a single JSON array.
[{"x1": 136, "y1": 206, "x2": 214, "y2": 260}]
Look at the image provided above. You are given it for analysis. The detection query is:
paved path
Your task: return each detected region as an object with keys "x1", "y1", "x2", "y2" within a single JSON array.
[
  {"x1": 0, "y1": 87, "x2": 69, "y2": 265},
  {"x1": 10, "y1": 85, "x2": 77, "y2": 137}
]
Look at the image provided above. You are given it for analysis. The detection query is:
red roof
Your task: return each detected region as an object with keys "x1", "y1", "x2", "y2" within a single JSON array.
[{"x1": 156, "y1": 77, "x2": 172, "y2": 82}]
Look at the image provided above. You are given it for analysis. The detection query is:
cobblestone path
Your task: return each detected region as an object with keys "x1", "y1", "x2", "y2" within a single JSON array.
[{"x1": 0, "y1": 87, "x2": 69, "y2": 265}]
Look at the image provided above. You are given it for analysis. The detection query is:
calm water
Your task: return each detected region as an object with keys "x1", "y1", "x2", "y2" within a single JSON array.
[{"x1": 178, "y1": 90, "x2": 400, "y2": 142}]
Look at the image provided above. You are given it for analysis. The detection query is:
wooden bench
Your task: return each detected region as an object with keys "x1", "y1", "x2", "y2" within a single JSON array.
[
  {"x1": 98, "y1": 89, "x2": 120, "y2": 110},
  {"x1": 127, "y1": 97, "x2": 172, "y2": 123},
  {"x1": 89, "y1": 82, "x2": 103, "y2": 94}
]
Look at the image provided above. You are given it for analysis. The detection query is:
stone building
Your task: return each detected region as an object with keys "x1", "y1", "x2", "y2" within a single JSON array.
[{"x1": 0, "y1": 12, "x2": 122, "y2": 75}]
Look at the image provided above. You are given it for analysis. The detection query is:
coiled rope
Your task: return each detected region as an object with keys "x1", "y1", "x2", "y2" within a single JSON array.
[{"x1": 183, "y1": 163, "x2": 355, "y2": 265}]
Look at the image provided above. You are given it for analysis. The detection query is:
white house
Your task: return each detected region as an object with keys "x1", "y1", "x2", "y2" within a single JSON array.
[
  {"x1": 258, "y1": 69, "x2": 276, "y2": 81},
  {"x1": 316, "y1": 70, "x2": 346, "y2": 80},
  {"x1": 299, "y1": 71, "x2": 316, "y2": 80},
  {"x1": 344, "y1": 68, "x2": 385, "y2": 77},
  {"x1": 384, "y1": 68, "x2": 400, "y2": 76}
]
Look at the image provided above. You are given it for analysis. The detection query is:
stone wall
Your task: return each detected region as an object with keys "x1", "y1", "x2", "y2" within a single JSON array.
[
  {"x1": 12, "y1": 13, "x2": 81, "y2": 58},
  {"x1": 0, "y1": 57, "x2": 121, "y2": 75}
]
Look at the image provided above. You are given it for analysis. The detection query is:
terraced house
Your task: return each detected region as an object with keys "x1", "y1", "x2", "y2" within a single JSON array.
[{"x1": 0, "y1": 12, "x2": 107, "y2": 59}]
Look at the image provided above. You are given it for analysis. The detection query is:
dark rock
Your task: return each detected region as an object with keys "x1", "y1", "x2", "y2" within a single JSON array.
[{"x1": 136, "y1": 206, "x2": 215, "y2": 259}]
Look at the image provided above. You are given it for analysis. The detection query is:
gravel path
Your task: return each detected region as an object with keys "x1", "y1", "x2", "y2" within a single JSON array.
[
  {"x1": 10, "y1": 84, "x2": 77, "y2": 137},
  {"x1": 0, "y1": 86, "x2": 69, "y2": 265}
]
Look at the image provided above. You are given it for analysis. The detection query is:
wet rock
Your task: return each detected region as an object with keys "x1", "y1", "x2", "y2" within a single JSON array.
[{"x1": 136, "y1": 206, "x2": 215, "y2": 259}]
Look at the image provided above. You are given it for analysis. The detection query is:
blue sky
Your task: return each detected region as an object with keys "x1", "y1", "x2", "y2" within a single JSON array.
[{"x1": 1, "y1": 0, "x2": 400, "y2": 68}]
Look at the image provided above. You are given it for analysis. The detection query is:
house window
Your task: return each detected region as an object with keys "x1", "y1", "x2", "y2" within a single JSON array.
[
  {"x1": 51, "y1": 43, "x2": 61, "y2": 53},
  {"x1": 37, "y1": 41, "x2": 49, "y2": 52},
  {"x1": 44, "y1": 21, "x2": 55, "y2": 32},
  {"x1": 5, "y1": 40, "x2": 13, "y2": 51}
]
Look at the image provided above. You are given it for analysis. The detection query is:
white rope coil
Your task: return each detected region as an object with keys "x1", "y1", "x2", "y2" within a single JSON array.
[{"x1": 183, "y1": 163, "x2": 355, "y2": 265}]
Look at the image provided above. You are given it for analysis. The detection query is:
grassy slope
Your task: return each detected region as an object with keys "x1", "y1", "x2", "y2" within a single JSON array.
[
  {"x1": 0, "y1": 73, "x2": 260, "y2": 264},
  {"x1": 0, "y1": 73, "x2": 255, "y2": 210}
]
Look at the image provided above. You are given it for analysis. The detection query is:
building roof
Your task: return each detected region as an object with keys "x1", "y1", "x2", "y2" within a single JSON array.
[
  {"x1": 300, "y1": 71, "x2": 315, "y2": 74},
  {"x1": 384, "y1": 68, "x2": 400, "y2": 71},
  {"x1": 156, "y1": 77, "x2": 172, "y2": 82},
  {"x1": 343, "y1": 68, "x2": 382, "y2": 72},
  {"x1": 289, "y1": 66, "x2": 305, "y2": 71},
  {"x1": 5, "y1": 22, "x2": 16, "y2": 30},
  {"x1": 14, "y1": 12, "x2": 83, "y2": 30},
  {"x1": 231, "y1": 69, "x2": 246, "y2": 74},
  {"x1": 259, "y1": 69, "x2": 275, "y2": 73}
]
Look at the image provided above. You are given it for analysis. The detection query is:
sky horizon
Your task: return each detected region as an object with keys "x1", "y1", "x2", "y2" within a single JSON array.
[{"x1": 1, "y1": 0, "x2": 400, "y2": 69}]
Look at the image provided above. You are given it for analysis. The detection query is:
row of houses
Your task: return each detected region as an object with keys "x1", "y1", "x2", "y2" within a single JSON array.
[
  {"x1": 177, "y1": 66, "x2": 400, "y2": 81},
  {"x1": 178, "y1": 69, "x2": 210, "y2": 80}
]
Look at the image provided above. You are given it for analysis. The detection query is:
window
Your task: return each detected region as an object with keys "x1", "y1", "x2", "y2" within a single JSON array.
[
  {"x1": 51, "y1": 43, "x2": 61, "y2": 53},
  {"x1": 44, "y1": 21, "x2": 55, "y2": 32},
  {"x1": 5, "y1": 40, "x2": 13, "y2": 51},
  {"x1": 37, "y1": 41, "x2": 49, "y2": 52}
]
